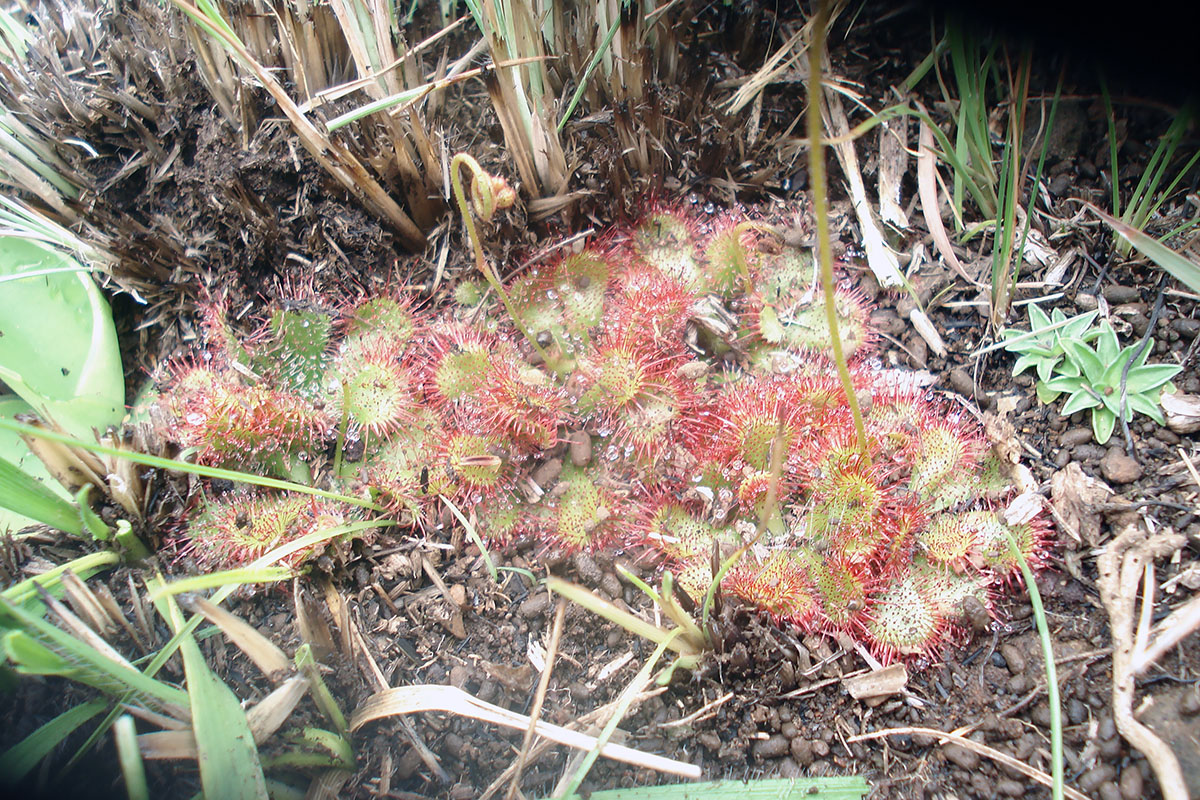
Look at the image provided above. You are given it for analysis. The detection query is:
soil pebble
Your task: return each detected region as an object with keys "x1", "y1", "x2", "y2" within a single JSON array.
[
  {"x1": 999, "y1": 643, "x2": 1026, "y2": 675},
  {"x1": 1060, "y1": 427, "x2": 1093, "y2": 447},
  {"x1": 790, "y1": 737, "x2": 814, "y2": 765},
  {"x1": 942, "y1": 743, "x2": 980, "y2": 770},
  {"x1": 995, "y1": 778, "x2": 1025, "y2": 797},
  {"x1": 1100, "y1": 450, "x2": 1144, "y2": 484},
  {"x1": 753, "y1": 735, "x2": 790, "y2": 759},
  {"x1": 1119, "y1": 765, "x2": 1144, "y2": 799},
  {"x1": 1103, "y1": 285, "x2": 1140, "y2": 304},
  {"x1": 1079, "y1": 764, "x2": 1117, "y2": 794}
]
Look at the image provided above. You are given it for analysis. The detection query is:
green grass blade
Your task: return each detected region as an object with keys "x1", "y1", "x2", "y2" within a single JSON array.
[
  {"x1": 555, "y1": 777, "x2": 871, "y2": 800},
  {"x1": 146, "y1": 567, "x2": 295, "y2": 601},
  {"x1": 0, "y1": 454, "x2": 82, "y2": 535},
  {"x1": 1, "y1": 550, "x2": 120, "y2": 610},
  {"x1": 1100, "y1": 78, "x2": 1120, "y2": 218},
  {"x1": 0, "y1": 595, "x2": 190, "y2": 714},
  {"x1": 0, "y1": 417, "x2": 385, "y2": 512},
  {"x1": 0, "y1": 697, "x2": 107, "y2": 783},
  {"x1": 113, "y1": 715, "x2": 149, "y2": 800},
  {"x1": 159, "y1": 589, "x2": 268, "y2": 800},
  {"x1": 1006, "y1": 530, "x2": 1062, "y2": 800},
  {"x1": 1088, "y1": 203, "x2": 1200, "y2": 292},
  {"x1": 557, "y1": 14, "x2": 621, "y2": 132}
]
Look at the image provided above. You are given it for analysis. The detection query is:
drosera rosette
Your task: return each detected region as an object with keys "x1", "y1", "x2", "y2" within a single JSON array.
[
  {"x1": 153, "y1": 196, "x2": 1055, "y2": 671},
  {"x1": 184, "y1": 490, "x2": 357, "y2": 571}
]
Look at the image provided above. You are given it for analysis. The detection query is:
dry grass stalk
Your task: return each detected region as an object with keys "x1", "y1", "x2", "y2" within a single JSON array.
[
  {"x1": 171, "y1": 0, "x2": 427, "y2": 249},
  {"x1": 504, "y1": 597, "x2": 566, "y2": 800}
]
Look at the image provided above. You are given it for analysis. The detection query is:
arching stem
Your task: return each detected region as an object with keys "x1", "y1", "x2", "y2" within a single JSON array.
[
  {"x1": 449, "y1": 153, "x2": 550, "y2": 364},
  {"x1": 806, "y1": 1, "x2": 868, "y2": 451}
]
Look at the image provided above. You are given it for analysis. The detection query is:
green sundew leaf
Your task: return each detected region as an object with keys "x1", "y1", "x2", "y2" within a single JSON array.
[
  {"x1": 1029, "y1": 304, "x2": 1052, "y2": 331},
  {"x1": 759, "y1": 304, "x2": 784, "y2": 344},
  {"x1": 162, "y1": 592, "x2": 268, "y2": 800},
  {"x1": 1092, "y1": 406, "x2": 1117, "y2": 444},
  {"x1": 1033, "y1": 356, "x2": 1058, "y2": 383},
  {"x1": 1061, "y1": 339, "x2": 1105, "y2": 385},
  {"x1": 0, "y1": 237, "x2": 123, "y2": 439},
  {"x1": 1128, "y1": 392, "x2": 1167, "y2": 424},
  {"x1": 260, "y1": 310, "x2": 333, "y2": 399},
  {"x1": 1124, "y1": 363, "x2": 1183, "y2": 395},
  {"x1": 0, "y1": 597, "x2": 190, "y2": 715},
  {"x1": 1061, "y1": 390, "x2": 1101, "y2": 416},
  {"x1": 0, "y1": 697, "x2": 107, "y2": 784}
]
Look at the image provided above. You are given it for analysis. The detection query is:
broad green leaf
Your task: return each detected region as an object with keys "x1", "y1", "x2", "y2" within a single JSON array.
[
  {"x1": 1061, "y1": 390, "x2": 1101, "y2": 416},
  {"x1": 1100, "y1": 349, "x2": 1137, "y2": 387},
  {"x1": 1029, "y1": 304, "x2": 1052, "y2": 331},
  {"x1": 1042, "y1": 375, "x2": 1083, "y2": 394},
  {"x1": 1095, "y1": 323, "x2": 1120, "y2": 366},
  {"x1": 0, "y1": 454, "x2": 81, "y2": 536},
  {"x1": 1034, "y1": 356, "x2": 1058, "y2": 383},
  {"x1": 1124, "y1": 364, "x2": 1183, "y2": 395},
  {"x1": 1035, "y1": 382, "x2": 1062, "y2": 404},
  {"x1": 1061, "y1": 339, "x2": 1105, "y2": 385},
  {"x1": 1092, "y1": 407, "x2": 1117, "y2": 444},
  {"x1": 0, "y1": 237, "x2": 124, "y2": 438},
  {"x1": 0, "y1": 698, "x2": 107, "y2": 783},
  {"x1": 1128, "y1": 392, "x2": 1167, "y2": 424}
]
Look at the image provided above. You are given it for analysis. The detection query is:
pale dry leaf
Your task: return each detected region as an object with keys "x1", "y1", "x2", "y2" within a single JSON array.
[
  {"x1": 1003, "y1": 491, "x2": 1044, "y2": 526},
  {"x1": 844, "y1": 662, "x2": 908, "y2": 700},
  {"x1": 908, "y1": 308, "x2": 947, "y2": 357},
  {"x1": 1051, "y1": 462, "x2": 1113, "y2": 547},
  {"x1": 1162, "y1": 392, "x2": 1200, "y2": 434}
]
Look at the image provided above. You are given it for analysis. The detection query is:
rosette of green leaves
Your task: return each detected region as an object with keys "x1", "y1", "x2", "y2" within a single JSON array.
[
  {"x1": 1039, "y1": 320, "x2": 1181, "y2": 444},
  {"x1": 1001, "y1": 305, "x2": 1101, "y2": 383}
]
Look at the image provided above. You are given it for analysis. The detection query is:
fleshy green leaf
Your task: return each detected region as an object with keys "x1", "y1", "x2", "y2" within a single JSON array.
[
  {"x1": 1043, "y1": 375, "x2": 1083, "y2": 394},
  {"x1": 1128, "y1": 392, "x2": 1167, "y2": 424},
  {"x1": 1095, "y1": 323, "x2": 1120, "y2": 365},
  {"x1": 1061, "y1": 390, "x2": 1101, "y2": 416},
  {"x1": 1092, "y1": 407, "x2": 1117, "y2": 444},
  {"x1": 1124, "y1": 363, "x2": 1183, "y2": 395},
  {"x1": 1036, "y1": 382, "x2": 1062, "y2": 404}
]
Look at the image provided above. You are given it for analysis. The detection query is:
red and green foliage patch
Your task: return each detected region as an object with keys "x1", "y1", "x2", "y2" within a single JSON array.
[{"x1": 159, "y1": 204, "x2": 1049, "y2": 665}]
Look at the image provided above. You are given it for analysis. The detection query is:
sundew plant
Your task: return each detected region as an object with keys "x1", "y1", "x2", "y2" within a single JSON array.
[{"x1": 158, "y1": 201, "x2": 1049, "y2": 665}]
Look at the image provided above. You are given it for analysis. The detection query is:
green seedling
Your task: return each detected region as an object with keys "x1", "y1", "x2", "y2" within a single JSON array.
[
  {"x1": 1038, "y1": 320, "x2": 1181, "y2": 444},
  {"x1": 1001, "y1": 305, "x2": 1102, "y2": 383}
]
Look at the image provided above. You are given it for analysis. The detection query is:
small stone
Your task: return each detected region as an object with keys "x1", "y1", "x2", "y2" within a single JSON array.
[
  {"x1": 1103, "y1": 285, "x2": 1140, "y2": 304},
  {"x1": 699, "y1": 732, "x2": 721, "y2": 751},
  {"x1": 999, "y1": 643, "x2": 1026, "y2": 675},
  {"x1": 449, "y1": 665, "x2": 471, "y2": 689},
  {"x1": 811, "y1": 739, "x2": 830, "y2": 758},
  {"x1": 1079, "y1": 764, "x2": 1117, "y2": 793},
  {"x1": 1053, "y1": 448, "x2": 1072, "y2": 468},
  {"x1": 519, "y1": 593, "x2": 550, "y2": 618},
  {"x1": 1172, "y1": 318, "x2": 1200, "y2": 340},
  {"x1": 1100, "y1": 735, "x2": 1123, "y2": 759},
  {"x1": 567, "y1": 430, "x2": 592, "y2": 467},
  {"x1": 1076, "y1": 293, "x2": 1099, "y2": 310},
  {"x1": 1098, "y1": 715, "x2": 1117, "y2": 740},
  {"x1": 949, "y1": 368, "x2": 975, "y2": 397},
  {"x1": 1154, "y1": 428, "x2": 1181, "y2": 444},
  {"x1": 943, "y1": 743, "x2": 980, "y2": 770},
  {"x1": 1097, "y1": 782, "x2": 1122, "y2": 800},
  {"x1": 1060, "y1": 427, "x2": 1093, "y2": 447},
  {"x1": 1031, "y1": 702, "x2": 1053, "y2": 728},
  {"x1": 1100, "y1": 450, "x2": 1144, "y2": 484},
  {"x1": 1068, "y1": 697, "x2": 1088, "y2": 725},
  {"x1": 1049, "y1": 173, "x2": 1071, "y2": 196},
  {"x1": 753, "y1": 735, "x2": 790, "y2": 759},
  {"x1": 790, "y1": 736, "x2": 814, "y2": 765},
  {"x1": 1073, "y1": 444, "x2": 1106, "y2": 462},
  {"x1": 1119, "y1": 765, "x2": 1144, "y2": 799},
  {"x1": 996, "y1": 778, "x2": 1025, "y2": 796},
  {"x1": 1008, "y1": 674, "x2": 1030, "y2": 694},
  {"x1": 1181, "y1": 686, "x2": 1200, "y2": 715}
]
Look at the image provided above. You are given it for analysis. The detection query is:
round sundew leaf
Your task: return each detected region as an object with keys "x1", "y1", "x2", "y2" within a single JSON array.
[
  {"x1": 555, "y1": 252, "x2": 609, "y2": 335},
  {"x1": 346, "y1": 296, "x2": 417, "y2": 345},
  {"x1": 548, "y1": 464, "x2": 608, "y2": 549},
  {"x1": 866, "y1": 573, "x2": 943, "y2": 659},
  {"x1": 918, "y1": 513, "x2": 975, "y2": 566},
  {"x1": 631, "y1": 211, "x2": 701, "y2": 288}
]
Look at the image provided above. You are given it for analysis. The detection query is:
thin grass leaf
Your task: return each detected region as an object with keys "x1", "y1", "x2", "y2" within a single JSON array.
[
  {"x1": 0, "y1": 595, "x2": 190, "y2": 716},
  {"x1": 159, "y1": 590, "x2": 268, "y2": 800},
  {"x1": 0, "y1": 417, "x2": 385, "y2": 511},
  {"x1": 1088, "y1": 203, "x2": 1200, "y2": 293},
  {"x1": 0, "y1": 697, "x2": 107, "y2": 784},
  {"x1": 1, "y1": 550, "x2": 120, "y2": 610},
  {"x1": 555, "y1": 777, "x2": 871, "y2": 800},
  {"x1": 146, "y1": 567, "x2": 296, "y2": 602},
  {"x1": 0, "y1": 454, "x2": 83, "y2": 535},
  {"x1": 114, "y1": 715, "x2": 149, "y2": 800}
]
